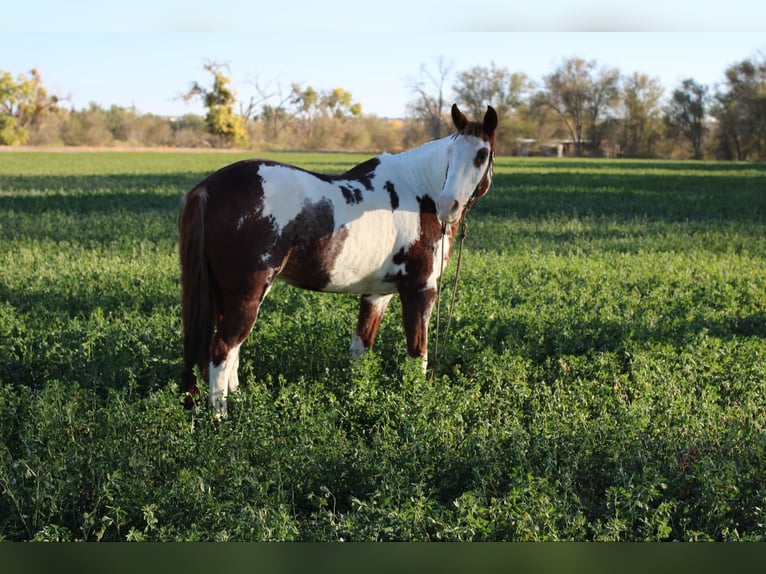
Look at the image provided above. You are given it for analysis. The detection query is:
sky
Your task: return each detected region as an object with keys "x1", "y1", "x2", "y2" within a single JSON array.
[{"x1": 2, "y1": 1, "x2": 765, "y2": 119}]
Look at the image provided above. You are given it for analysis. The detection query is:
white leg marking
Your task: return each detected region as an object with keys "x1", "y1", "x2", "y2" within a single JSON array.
[
  {"x1": 405, "y1": 354, "x2": 429, "y2": 375},
  {"x1": 350, "y1": 334, "x2": 366, "y2": 359},
  {"x1": 228, "y1": 345, "x2": 241, "y2": 394},
  {"x1": 209, "y1": 360, "x2": 228, "y2": 416},
  {"x1": 208, "y1": 344, "x2": 241, "y2": 417}
]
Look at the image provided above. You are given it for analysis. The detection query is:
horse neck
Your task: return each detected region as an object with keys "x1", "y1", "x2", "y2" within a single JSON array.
[{"x1": 386, "y1": 135, "x2": 452, "y2": 198}]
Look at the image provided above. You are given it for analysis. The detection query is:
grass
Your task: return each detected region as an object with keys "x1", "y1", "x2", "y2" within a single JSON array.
[{"x1": 0, "y1": 151, "x2": 764, "y2": 541}]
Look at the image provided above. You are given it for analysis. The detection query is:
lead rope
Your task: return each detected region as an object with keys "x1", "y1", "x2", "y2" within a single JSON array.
[
  {"x1": 430, "y1": 150, "x2": 492, "y2": 380},
  {"x1": 431, "y1": 225, "x2": 447, "y2": 378},
  {"x1": 430, "y1": 219, "x2": 468, "y2": 380}
]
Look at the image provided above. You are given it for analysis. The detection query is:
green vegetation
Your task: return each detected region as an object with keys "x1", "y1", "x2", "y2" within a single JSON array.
[{"x1": 0, "y1": 152, "x2": 764, "y2": 541}]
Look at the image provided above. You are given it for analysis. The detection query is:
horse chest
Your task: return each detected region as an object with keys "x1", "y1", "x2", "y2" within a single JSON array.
[{"x1": 326, "y1": 210, "x2": 418, "y2": 293}]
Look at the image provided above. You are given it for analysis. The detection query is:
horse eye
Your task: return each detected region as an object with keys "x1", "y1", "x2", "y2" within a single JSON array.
[{"x1": 475, "y1": 149, "x2": 489, "y2": 164}]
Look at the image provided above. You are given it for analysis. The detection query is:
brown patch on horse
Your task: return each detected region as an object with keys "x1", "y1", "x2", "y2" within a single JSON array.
[
  {"x1": 389, "y1": 195, "x2": 453, "y2": 287},
  {"x1": 384, "y1": 181, "x2": 399, "y2": 210},
  {"x1": 311, "y1": 157, "x2": 380, "y2": 193},
  {"x1": 385, "y1": 194, "x2": 448, "y2": 358},
  {"x1": 354, "y1": 295, "x2": 388, "y2": 350},
  {"x1": 278, "y1": 199, "x2": 349, "y2": 291},
  {"x1": 398, "y1": 285, "x2": 437, "y2": 359}
]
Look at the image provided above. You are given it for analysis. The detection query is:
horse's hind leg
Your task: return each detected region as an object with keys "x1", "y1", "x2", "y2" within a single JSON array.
[
  {"x1": 209, "y1": 271, "x2": 273, "y2": 415},
  {"x1": 351, "y1": 294, "x2": 393, "y2": 358}
]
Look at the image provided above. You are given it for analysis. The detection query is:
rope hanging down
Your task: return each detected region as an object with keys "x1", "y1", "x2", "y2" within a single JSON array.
[
  {"x1": 430, "y1": 148, "x2": 493, "y2": 379},
  {"x1": 431, "y1": 219, "x2": 468, "y2": 379}
]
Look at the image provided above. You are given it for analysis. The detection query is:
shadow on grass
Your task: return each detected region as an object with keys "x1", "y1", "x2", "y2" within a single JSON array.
[{"x1": 479, "y1": 169, "x2": 766, "y2": 224}]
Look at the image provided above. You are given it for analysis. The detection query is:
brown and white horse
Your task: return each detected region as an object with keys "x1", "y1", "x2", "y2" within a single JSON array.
[{"x1": 179, "y1": 104, "x2": 497, "y2": 414}]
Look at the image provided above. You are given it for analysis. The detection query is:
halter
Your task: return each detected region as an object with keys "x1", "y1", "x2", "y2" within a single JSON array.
[
  {"x1": 431, "y1": 148, "x2": 494, "y2": 377},
  {"x1": 464, "y1": 148, "x2": 495, "y2": 217}
]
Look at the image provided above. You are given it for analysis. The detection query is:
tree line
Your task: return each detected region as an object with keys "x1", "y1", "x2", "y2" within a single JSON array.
[{"x1": 1, "y1": 52, "x2": 765, "y2": 160}]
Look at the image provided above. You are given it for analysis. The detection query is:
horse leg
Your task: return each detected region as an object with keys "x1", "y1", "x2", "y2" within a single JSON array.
[
  {"x1": 209, "y1": 271, "x2": 273, "y2": 415},
  {"x1": 228, "y1": 348, "x2": 241, "y2": 394},
  {"x1": 209, "y1": 342, "x2": 241, "y2": 416},
  {"x1": 351, "y1": 293, "x2": 393, "y2": 359},
  {"x1": 398, "y1": 285, "x2": 437, "y2": 374}
]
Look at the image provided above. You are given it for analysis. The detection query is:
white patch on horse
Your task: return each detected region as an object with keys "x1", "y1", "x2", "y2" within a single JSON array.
[
  {"x1": 209, "y1": 343, "x2": 241, "y2": 416},
  {"x1": 326, "y1": 208, "x2": 419, "y2": 293},
  {"x1": 259, "y1": 165, "x2": 319, "y2": 231},
  {"x1": 349, "y1": 334, "x2": 366, "y2": 359},
  {"x1": 437, "y1": 134, "x2": 492, "y2": 224}
]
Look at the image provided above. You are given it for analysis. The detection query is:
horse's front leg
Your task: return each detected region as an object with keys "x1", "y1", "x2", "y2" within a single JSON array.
[
  {"x1": 351, "y1": 293, "x2": 393, "y2": 358},
  {"x1": 398, "y1": 285, "x2": 437, "y2": 374}
]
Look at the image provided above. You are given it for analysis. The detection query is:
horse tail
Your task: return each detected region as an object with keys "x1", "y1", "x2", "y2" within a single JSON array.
[{"x1": 178, "y1": 185, "x2": 213, "y2": 406}]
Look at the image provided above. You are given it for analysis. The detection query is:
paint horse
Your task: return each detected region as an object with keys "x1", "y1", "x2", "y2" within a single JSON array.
[{"x1": 179, "y1": 104, "x2": 497, "y2": 414}]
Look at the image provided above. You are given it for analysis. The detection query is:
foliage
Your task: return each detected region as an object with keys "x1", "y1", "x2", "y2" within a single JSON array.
[
  {"x1": 405, "y1": 57, "x2": 454, "y2": 141},
  {"x1": 6, "y1": 49, "x2": 766, "y2": 159},
  {"x1": 452, "y1": 65, "x2": 535, "y2": 153},
  {"x1": 1, "y1": 151, "x2": 764, "y2": 541},
  {"x1": 712, "y1": 54, "x2": 766, "y2": 161},
  {"x1": 619, "y1": 72, "x2": 665, "y2": 158},
  {"x1": 0, "y1": 69, "x2": 62, "y2": 145},
  {"x1": 452, "y1": 64, "x2": 532, "y2": 121},
  {"x1": 287, "y1": 84, "x2": 363, "y2": 148},
  {"x1": 183, "y1": 61, "x2": 249, "y2": 148},
  {"x1": 663, "y1": 78, "x2": 710, "y2": 160},
  {"x1": 534, "y1": 58, "x2": 621, "y2": 157}
]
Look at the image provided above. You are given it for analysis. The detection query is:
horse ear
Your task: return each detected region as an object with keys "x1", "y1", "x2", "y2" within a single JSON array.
[
  {"x1": 451, "y1": 103, "x2": 468, "y2": 131},
  {"x1": 484, "y1": 105, "x2": 498, "y2": 135}
]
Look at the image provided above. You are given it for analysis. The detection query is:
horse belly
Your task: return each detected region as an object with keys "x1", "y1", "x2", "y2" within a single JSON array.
[{"x1": 324, "y1": 210, "x2": 408, "y2": 294}]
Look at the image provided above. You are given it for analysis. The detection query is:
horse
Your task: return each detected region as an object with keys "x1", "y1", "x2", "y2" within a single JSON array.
[{"x1": 179, "y1": 103, "x2": 498, "y2": 414}]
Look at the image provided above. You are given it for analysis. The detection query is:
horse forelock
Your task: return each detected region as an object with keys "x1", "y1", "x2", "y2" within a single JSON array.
[{"x1": 456, "y1": 120, "x2": 496, "y2": 150}]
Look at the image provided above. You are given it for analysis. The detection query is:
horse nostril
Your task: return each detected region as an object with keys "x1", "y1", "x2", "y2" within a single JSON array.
[{"x1": 451, "y1": 200, "x2": 459, "y2": 213}]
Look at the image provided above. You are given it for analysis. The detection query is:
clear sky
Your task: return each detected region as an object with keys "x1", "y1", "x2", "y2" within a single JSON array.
[{"x1": 2, "y1": 1, "x2": 764, "y2": 119}]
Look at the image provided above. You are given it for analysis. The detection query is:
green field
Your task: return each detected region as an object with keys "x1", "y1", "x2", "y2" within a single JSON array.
[{"x1": 0, "y1": 151, "x2": 764, "y2": 541}]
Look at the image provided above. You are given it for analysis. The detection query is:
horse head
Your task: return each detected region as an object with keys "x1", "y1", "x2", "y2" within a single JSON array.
[{"x1": 435, "y1": 104, "x2": 498, "y2": 225}]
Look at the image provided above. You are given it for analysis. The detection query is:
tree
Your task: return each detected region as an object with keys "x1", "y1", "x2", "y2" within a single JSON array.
[
  {"x1": 537, "y1": 57, "x2": 620, "y2": 156},
  {"x1": 452, "y1": 63, "x2": 534, "y2": 154},
  {"x1": 453, "y1": 63, "x2": 532, "y2": 121},
  {"x1": 246, "y1": 76, "x2": 297, "y2": 142},
  {"x1": 664, "y1": 78, "x2": 710, "y2": 160},
  {"x1": 60, "y1": 102, "x2": 113, "y2": 146},
  {"x1": 264, "y1": 83, "x2": 362, "y2": 149},
  {"x1": 712, "y1": 54, "x2": 766, "y2": 161},
  {"x1": 289, "y1": 83, "x2": 321, "y2": 142},
  {"x1": 620, "y1": 72, "x2": 664, "y2": 157},
  {"x1": 321, "y1": 88, "x2": 362, "y2": 119},
  {"x1": 0, "y1": 68, "x2": 62, "y2": 145},
  {"x1": 183, "y1": 61, "x2": 248, "y2": 147},
  {"x1": 406, "y1": 57, "x2": 453, "y2": 141}
]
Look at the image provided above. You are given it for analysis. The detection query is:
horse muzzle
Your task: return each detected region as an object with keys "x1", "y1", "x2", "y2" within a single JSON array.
[{"x1": 436, "y1": 196, "x2": 462, "y2": 224}]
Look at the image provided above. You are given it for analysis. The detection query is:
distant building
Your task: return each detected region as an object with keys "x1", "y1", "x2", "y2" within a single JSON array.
[
  {"x1": 513, "y1": 138, "x2": 617, "y2": 158},
  {"x1": 514, "y1": 138, "x2": 563, "y2": 157}
]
